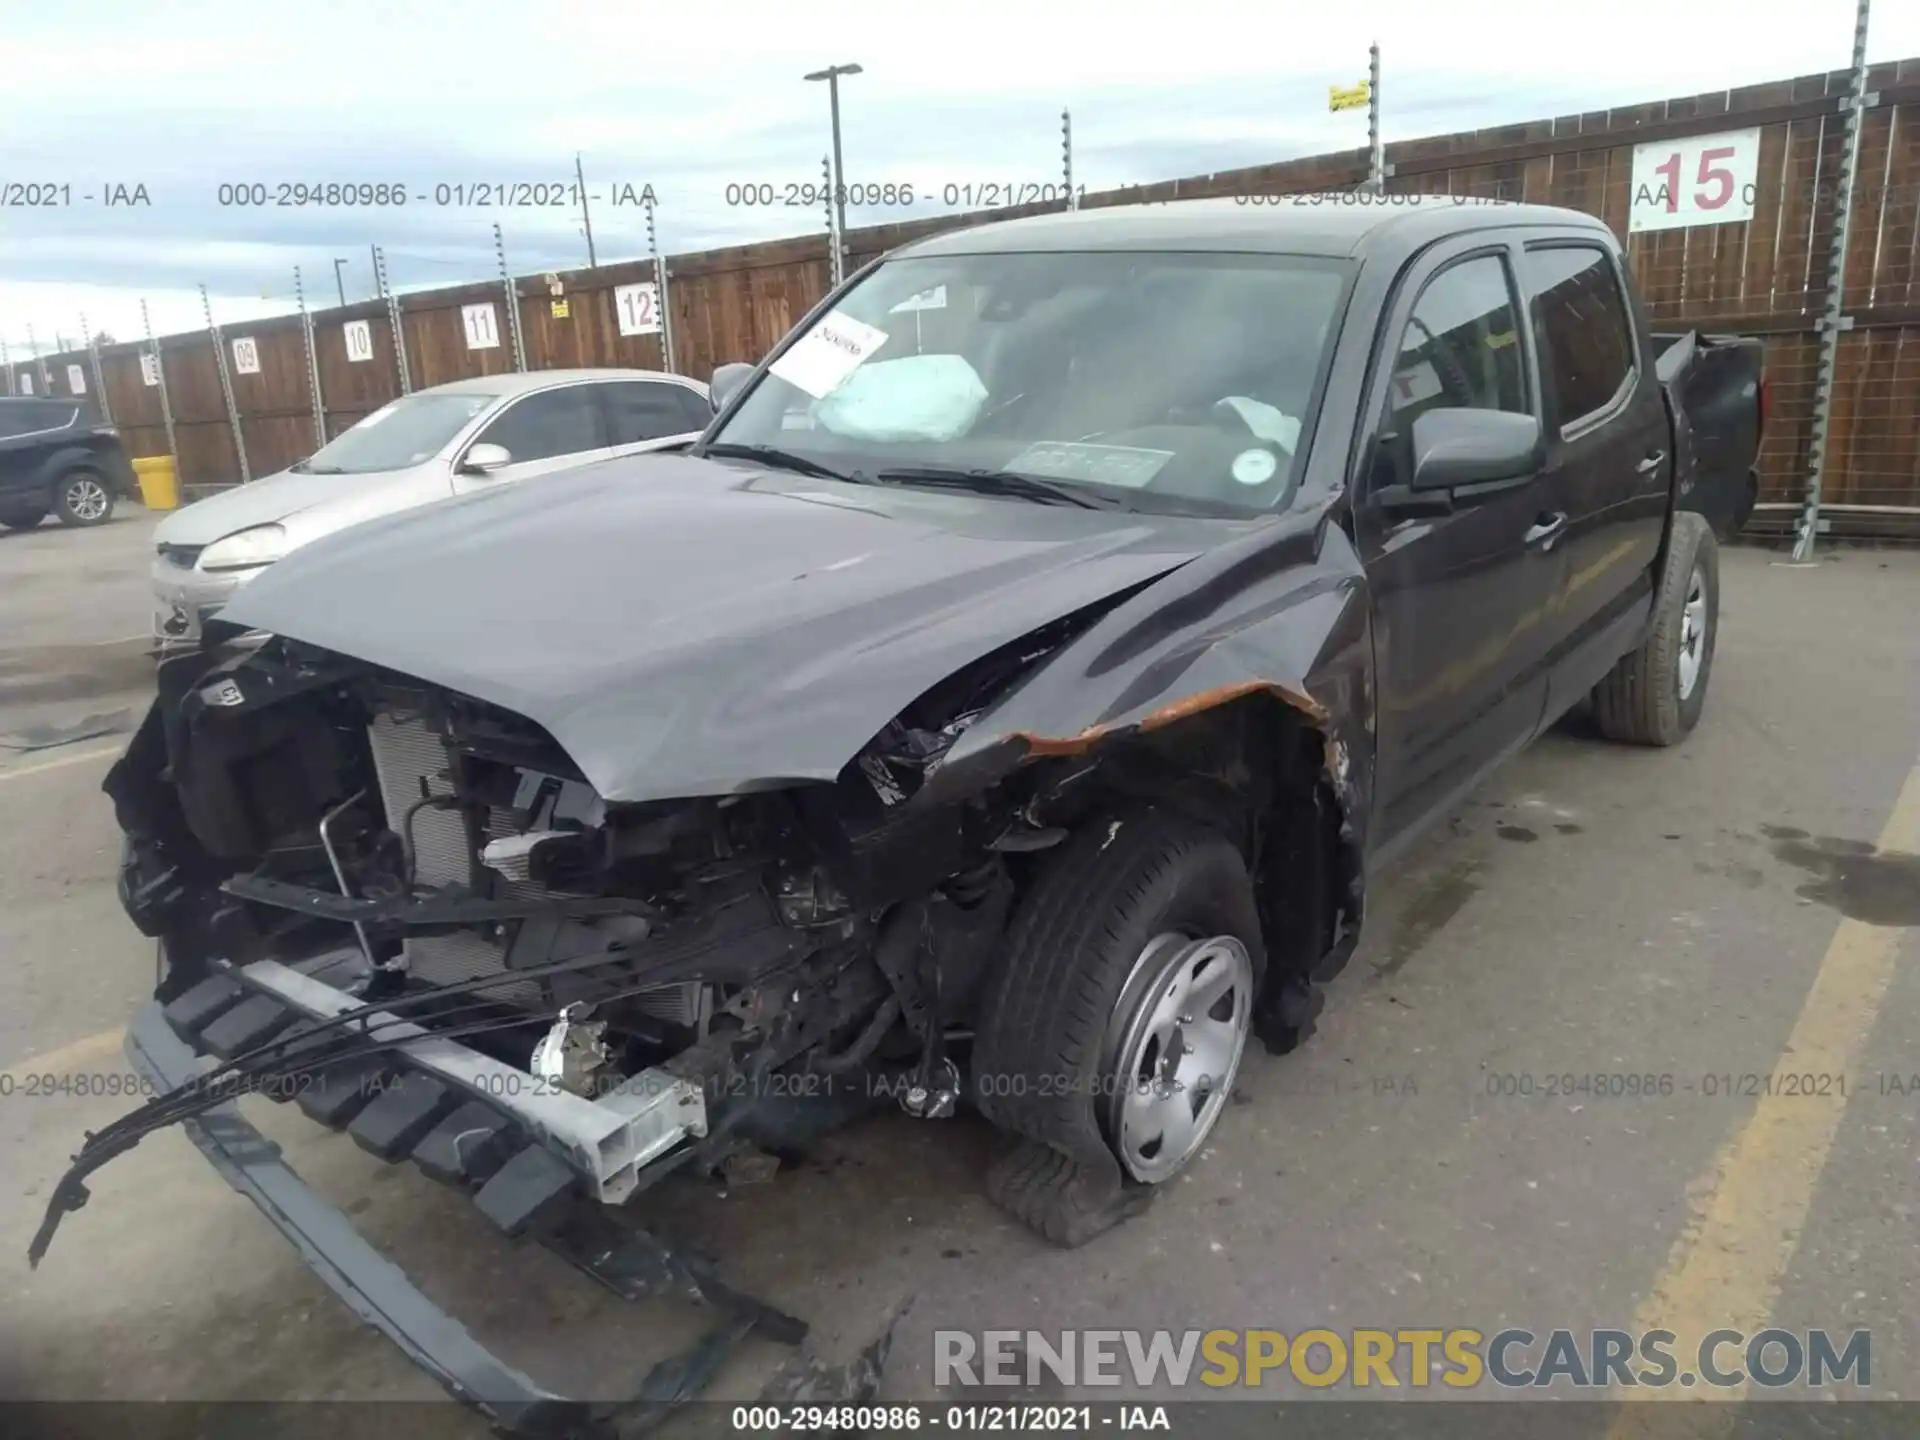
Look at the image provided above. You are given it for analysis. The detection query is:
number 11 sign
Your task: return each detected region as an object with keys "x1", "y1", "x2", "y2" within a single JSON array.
[{"x1": 1629, "y1": 128, "x2": 1761, "y2": 233}]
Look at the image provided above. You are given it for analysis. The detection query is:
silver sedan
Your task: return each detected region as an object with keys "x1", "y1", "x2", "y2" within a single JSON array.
[{"x1": 152, "y1": 368, "x2": 711, "y2": 649}]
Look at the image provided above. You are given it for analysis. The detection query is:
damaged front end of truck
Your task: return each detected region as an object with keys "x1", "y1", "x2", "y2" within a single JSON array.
[{"x1": 32, "y1": 459, "x2": 1374, "y2": 1432}]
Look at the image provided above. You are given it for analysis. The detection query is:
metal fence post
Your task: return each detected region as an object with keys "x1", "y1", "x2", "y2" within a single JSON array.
[
  {"x1": 1062, "y1": 108, "x2": 1077, "y2": 209},
  {"x1": 1792, "y1": 0, "x2": 1873, "y2": 562},
  {"x1": 25, "y1": 323, "x2": 49, "y2": 393},
  {"x1": 1366, "y1": 44, "x2": 1386, "y2": 193},
  {"x1": 822, "y1": 155, "x2": 844, "y2": 288},
  {"x1": 645, "y1": 194, "x2": 677, "y2": 374},
  {"x1": 494, "y1": 223, "x2": 528, "y2": 372},
  {"x1": 141, "y1": 298, "x2": 179, "y2": 468},
  {"x1": 373, "y1": 245, "x2": 413, "y2": 394},
  {"x1": 0, "y1": 338, "x2": 12, "y2": 395},
  {"x1": 80, "y1": 313, "x2": 112, "y2": 422},
  {"x1": 295, "y1": 265, "x2": 327, "y2": 447},
  {"x1": 200, "y1": 283, "x2": 252, "y2": 484}
]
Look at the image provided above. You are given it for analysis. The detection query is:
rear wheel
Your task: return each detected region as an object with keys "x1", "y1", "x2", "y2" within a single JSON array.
[
  {"x1": 54, "y1": 469, "x2": 115, "y2": 527},
  {"x1": 1591, "y1": 510, "x2": 1719, "y2": 746},
  {"x1": 0, "y1": 510, "x2": 45, "y2": 532},
  {"x1": 973, "y1": 808, "x2": 1264, "y2": 1245}
]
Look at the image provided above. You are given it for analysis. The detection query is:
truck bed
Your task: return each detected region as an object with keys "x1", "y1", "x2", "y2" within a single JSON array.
[{"x1": 1653, "y1": 331, "x2": 1766, "y2": 540}]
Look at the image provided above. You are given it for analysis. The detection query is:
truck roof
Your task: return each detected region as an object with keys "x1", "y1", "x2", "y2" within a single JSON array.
[{"x1": 897, "y1": 196, "x2": 1615, "y2": 262}]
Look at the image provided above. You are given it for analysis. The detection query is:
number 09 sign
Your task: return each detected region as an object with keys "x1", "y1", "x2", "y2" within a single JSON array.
[{"x1": 1629, "y1": 129, "x2": 1761, "y2": 233}]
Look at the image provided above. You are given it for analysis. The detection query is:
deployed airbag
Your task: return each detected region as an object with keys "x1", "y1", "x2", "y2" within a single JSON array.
[{"x1": 813, "y1": 355, "x2": 989, "y2": 442}]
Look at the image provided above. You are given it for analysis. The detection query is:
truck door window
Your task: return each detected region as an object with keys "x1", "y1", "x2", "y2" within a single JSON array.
[
  {"x1": 1389, "y1": 255, "x2": 1528, "y2": 428},
  {"x1": 1524, "y1": 245, "x2": 1636, "y2": 429}
]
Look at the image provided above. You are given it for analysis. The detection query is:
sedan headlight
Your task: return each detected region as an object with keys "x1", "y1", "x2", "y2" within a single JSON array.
[{"x1": 198, "y1": 523, "x2": 288, "y2": 572}]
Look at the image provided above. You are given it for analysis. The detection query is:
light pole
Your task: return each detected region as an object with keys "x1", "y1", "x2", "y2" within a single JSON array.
[
  {"x1": 332, "y1": 258, "x2": 350, "y2": 309},
  {"x1": 804, "y1": 62, "x2": 863, "y2": 272}
]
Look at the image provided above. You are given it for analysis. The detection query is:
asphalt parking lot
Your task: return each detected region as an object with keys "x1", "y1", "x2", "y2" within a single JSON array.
[{"x1": 0, "y1": 518, "x2": 1916, "y2": 1433}]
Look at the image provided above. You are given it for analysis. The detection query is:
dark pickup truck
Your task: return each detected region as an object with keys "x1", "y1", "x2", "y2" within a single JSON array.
[{"x1": 38, "y1": 198, "x2": 1761, "y2": 1429}]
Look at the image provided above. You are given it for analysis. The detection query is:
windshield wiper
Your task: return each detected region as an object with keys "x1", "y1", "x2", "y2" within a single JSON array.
[
  {"x1": 872, "y1": 465, "x2": 1127, "y2": 510},
  {"x1": 700, "y1": 442, "x2": 861, "y2": 483}
]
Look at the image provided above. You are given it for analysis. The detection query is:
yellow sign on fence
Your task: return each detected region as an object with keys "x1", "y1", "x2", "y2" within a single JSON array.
[{"x1": 1329, "y1": 81, "x2": 1370, "y2": 113}]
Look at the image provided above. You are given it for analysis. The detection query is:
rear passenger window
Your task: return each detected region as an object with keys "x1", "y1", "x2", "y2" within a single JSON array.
[
  {"x1": 1524, "y1": 245, "x2": 1636, "y2": 427},
  {"x1": 601, "y1": 381, "x2": 708, "y2": 445},
  {"x1": 1389, "y1": 255, "x2": 1527, "y2": 427},
  {"x1": 0, "y1": 402, "x2": 74, "y2": 437}
]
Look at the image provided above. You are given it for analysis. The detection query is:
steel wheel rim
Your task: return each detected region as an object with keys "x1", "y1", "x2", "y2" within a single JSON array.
[
  {"x1": 67, "y1": 478, "x2": 108, "y2": 521},
  {"x1": 1100, "y1": 931, "x2": 1255, "y2": 1184},
  {"x1": 1677, "y1": 566, "x2": 1707, "y2": 699}
]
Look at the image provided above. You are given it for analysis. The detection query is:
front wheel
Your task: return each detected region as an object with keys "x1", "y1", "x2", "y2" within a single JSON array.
[
  {"x1": 54, "y1": 469, "x2": 115, "y2": 527},
  {"x1": 972, "y1": 808, "x2": 1265, "y2": 1245},
  {"x1": 1591, "y1": 510, "x2": 1719, "y2": 746},
  {"x1": 0, "y1": 510, "x2": 45, "y2": 532}
]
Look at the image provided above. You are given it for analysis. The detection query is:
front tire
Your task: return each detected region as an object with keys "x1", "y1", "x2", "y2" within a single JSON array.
[
  {"x1": 973, "y1": 808, "x2": 1264, "y2": 1245},
  {"x1": 1591, "y1": 510, "x2": 1719, "y2": 746},
  {"x1": 0, "y1": 510, "x2": 45, "y2": 532},
  {"x1": 53, "y1": 469, "x2": 115, "y2": 527}
]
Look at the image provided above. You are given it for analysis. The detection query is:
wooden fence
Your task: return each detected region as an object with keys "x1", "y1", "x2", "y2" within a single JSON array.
[{"x1": 13, "y1": 58, "x2": 1920, "y2": 526}]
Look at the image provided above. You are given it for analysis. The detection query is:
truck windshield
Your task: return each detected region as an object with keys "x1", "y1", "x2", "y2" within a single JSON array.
[
  {"x1": 705, "y1": 250, "x2": 1351, "y2": 514},
  {"x1": 293, "y1": 392, "x2": 493, "y2": 475}
]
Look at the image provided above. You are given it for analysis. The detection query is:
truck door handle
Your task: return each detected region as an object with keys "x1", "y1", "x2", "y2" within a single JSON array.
[
  {"x1": 1524, "y1": 511, "x2": 1568, "y2": 548},
  {"x1": 1636, "y1": 450, "x2": 1667, "y2": 474}
]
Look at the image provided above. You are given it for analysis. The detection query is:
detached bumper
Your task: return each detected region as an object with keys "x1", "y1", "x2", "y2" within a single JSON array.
[
  {"x1": 124, "y1": 1001, "x2": 802, "y2": 1436},
  {"x1": 125, "y1": 1002, "x2": 579, "y2": 1433}
]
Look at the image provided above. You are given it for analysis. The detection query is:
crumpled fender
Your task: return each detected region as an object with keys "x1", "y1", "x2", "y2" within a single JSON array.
[
  {"x1": 927, "y1": 493, "x2": 1373, "y2": 979},
  {"x1": 940, "y1": 499, "x2": 1369, "y2": 812}
]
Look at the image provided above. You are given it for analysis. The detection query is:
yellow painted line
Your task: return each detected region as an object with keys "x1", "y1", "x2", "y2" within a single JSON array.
[
  {"x1": 1, "y1": 1026, "x2": 127, "y2": 1083},
  {"x1": 0, "y1": 742, "x2": 123, "y2": 784},
  {"x1": 1610, "y1": 758, "x2": 1920, "y2": 1430}
]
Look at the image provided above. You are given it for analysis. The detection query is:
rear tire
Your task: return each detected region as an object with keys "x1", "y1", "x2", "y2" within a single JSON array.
[
  {"x1": 973, "y1": 808, "x2": 1265, "y2": 1246},
  {"x1": 1591, "y1": 510, "x2": 1718, "y2": 746},
  {"x1": 0, "y1": 510, "x2": 45, "y2": 532},
  {"x1": 53, "y1": 469, "x2": 115, "y2": 527}
]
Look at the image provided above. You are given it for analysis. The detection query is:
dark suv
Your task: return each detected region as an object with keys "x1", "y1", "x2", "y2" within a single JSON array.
[{"x1": 0, "y1": 397, "x2": 138, "y2": 529}]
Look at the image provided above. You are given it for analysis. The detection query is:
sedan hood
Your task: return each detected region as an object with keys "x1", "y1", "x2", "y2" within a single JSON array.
[
  {"x1": 153, "y1": 465, "x2": 448, "y2": 547},
  {"x1": 225, "y1": 453, "x2": 1235, "y2": 802}
]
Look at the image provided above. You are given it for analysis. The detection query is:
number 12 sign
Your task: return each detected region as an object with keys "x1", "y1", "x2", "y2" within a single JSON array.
[
  {"x1": 615, "y1": 282, "x2": 661, "y2": 337},
  {"x1": 1629, "y1": 129, "x2": 1761, "y2": 233}
]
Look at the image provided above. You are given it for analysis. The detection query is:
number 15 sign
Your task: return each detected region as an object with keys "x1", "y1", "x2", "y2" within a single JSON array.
[{"x1": 1629, "y1": 128, "x2": 1761, "y2": 233}]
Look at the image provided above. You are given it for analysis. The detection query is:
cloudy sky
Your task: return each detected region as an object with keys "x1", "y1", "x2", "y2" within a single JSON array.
[{"x1": 2, "y1": 0, "x2": 1914, "y2": 358}]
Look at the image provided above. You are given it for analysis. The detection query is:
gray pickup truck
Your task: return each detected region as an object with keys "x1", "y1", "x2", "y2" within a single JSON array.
[{"x1": 36, "y1": 197, "x2": 1762, "y2": 1430}]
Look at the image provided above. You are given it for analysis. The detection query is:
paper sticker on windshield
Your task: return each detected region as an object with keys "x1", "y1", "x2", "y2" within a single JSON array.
[
  {"x1": 769, "y1": 311, "x2": 891, "y2": 399},
  {"x1": 1231, "y1": 449, "x2": 1279, "y2": 486},
  {"x1": 1006, "y1": 442, "x2": 1173, "y2": 490}
]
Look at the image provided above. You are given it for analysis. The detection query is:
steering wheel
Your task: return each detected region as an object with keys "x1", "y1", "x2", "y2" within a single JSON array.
[{"x1": 1403, "y1": 316, "x2": 1479, "y2": 407}]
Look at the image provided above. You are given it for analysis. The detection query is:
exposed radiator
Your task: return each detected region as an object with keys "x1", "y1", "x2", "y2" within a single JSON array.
[{"x1": 364, "y1": 710, "x2": 701, "y2": 1026}]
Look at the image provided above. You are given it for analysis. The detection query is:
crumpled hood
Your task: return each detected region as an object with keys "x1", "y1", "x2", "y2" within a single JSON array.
[
  {"x1": 154, "y1": 465, "x2": 448, "y2": 547},
  {"x1": 225, "y1": 453, "x2": 1236, "y2": 802}
]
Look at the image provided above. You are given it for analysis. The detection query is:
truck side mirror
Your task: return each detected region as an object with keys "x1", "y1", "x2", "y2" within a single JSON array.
[
  {"x1": 709, "y1": 362, "x2": 755, "y2": 413},
  {"x1": 1408, "y1": 409, "x2": 1543, "y2": 491}
]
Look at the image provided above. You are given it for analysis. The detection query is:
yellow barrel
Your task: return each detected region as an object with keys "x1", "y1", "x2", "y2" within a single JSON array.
[{"x1": 133, "y1": 454, "x2": 180, "y2": 510}]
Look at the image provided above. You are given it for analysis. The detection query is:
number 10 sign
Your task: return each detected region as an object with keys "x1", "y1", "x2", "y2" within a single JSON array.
[{"x1": 1629, "y1": 129, "x2": 1761, "y2": 233}]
